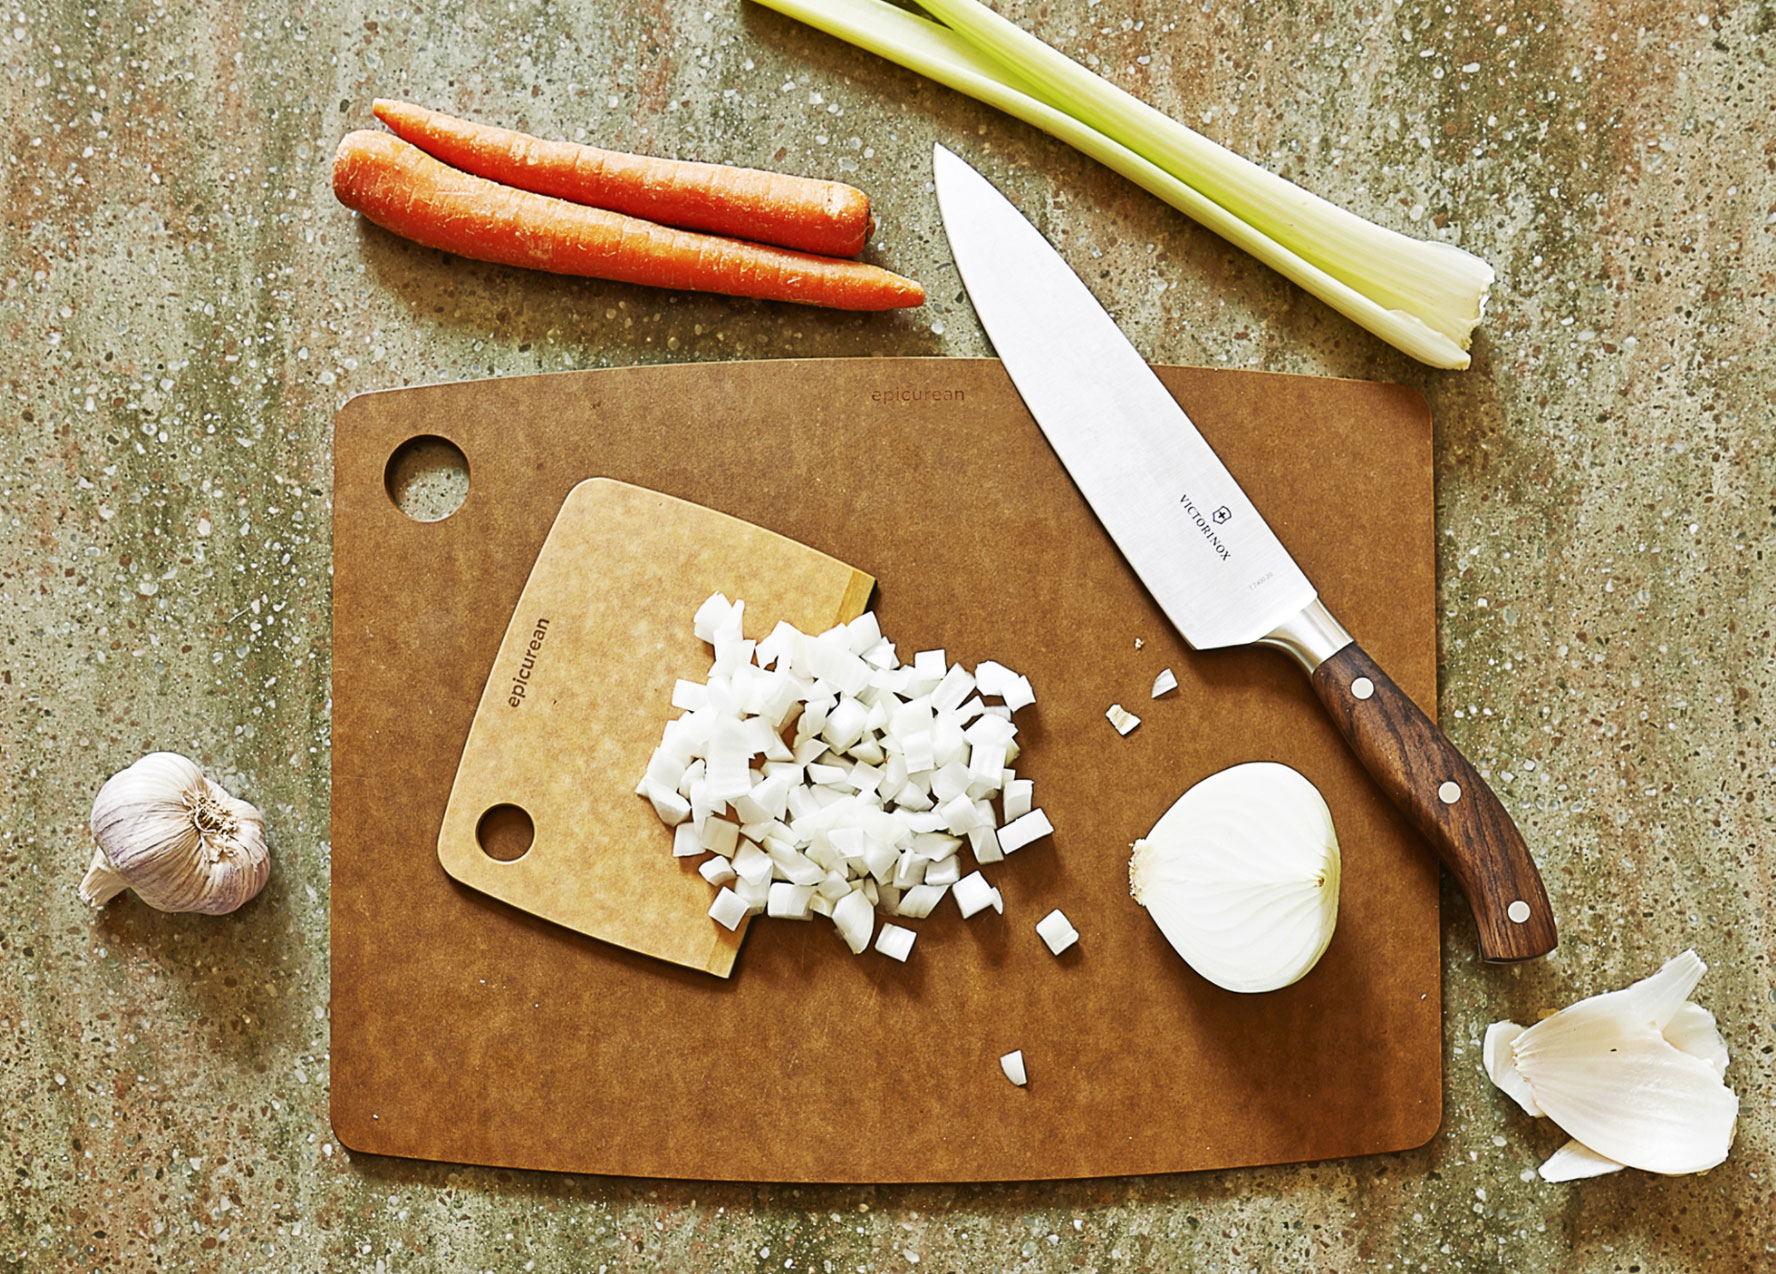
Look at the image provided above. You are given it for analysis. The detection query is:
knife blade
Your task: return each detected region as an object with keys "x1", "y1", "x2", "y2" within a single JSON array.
[{"x1": 934, "y1": 144, "x2": 1556, "y2": 962}]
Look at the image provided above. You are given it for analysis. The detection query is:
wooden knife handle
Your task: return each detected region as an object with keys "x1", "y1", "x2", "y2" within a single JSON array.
[{"x1": 1309, "y1": 642, "x2": 1557, "y2": 962}]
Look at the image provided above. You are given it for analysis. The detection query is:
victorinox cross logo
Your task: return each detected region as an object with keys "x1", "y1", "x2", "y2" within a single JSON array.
[{"x1": 1211, "y1": 506, "x2": 1232, "y2": 524}]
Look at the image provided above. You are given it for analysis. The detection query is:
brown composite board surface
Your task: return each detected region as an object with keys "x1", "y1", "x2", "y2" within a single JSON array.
[{"x1": 330, "y1": 357, "x2": 1441, "y2": 1183}]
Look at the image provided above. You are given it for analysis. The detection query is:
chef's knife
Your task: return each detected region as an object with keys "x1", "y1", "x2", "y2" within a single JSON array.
[{"x1": 933, "y1": 144, "x2": 1556, "y2": 962}]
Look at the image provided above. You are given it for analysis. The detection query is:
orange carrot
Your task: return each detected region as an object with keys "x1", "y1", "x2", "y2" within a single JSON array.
[
  {"x1": 373, "y1": 98, "x2": 875, "y2": 258},
  {"x1": 331, "y1": 131, "x2": 925, "y2": 311}
]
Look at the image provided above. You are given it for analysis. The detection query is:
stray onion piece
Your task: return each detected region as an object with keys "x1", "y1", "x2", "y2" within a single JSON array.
[
  {"x1": 1000, "y1": 1049, "x2": 1028, "y2": 1086},
  {"x1": 1484, "y1": 950, "x2": 1739, "y2": 1180},
  {"x1": 1035, "y1": 908, "x2": 1078, "y2": 956},
  {"x1": 1129, "y1": 762, "x2": 1340, "y2": 993},
  {"x1": 1105, "y1": 704, "x2": 1140, "y2": 736},
  {"x1": 641, "y1": 593, "x2": 1054, "y2": 959}
]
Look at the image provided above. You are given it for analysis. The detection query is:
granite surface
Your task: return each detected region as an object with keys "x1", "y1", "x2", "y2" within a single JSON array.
[{"x1": 3, "y1": 0, "x2": 1771, "y2": 1270}]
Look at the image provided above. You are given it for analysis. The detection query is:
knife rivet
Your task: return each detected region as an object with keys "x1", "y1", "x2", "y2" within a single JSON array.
[
  {"x1": 1507, "y1": 900, "x2": 1532, "y2": 924},
  {"x1": 1350, "y1": 676, "x2": 1374, "y2": 700},
  {"x1": 1437, "y1": 780, "x2": 1462, "y2": 805}
]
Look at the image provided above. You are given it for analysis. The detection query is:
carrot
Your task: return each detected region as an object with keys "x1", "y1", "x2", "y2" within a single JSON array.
[
  {"x1": 331, "y1": 131, "x2": 925, "y2": 311},
  {"x1": 373, "y1": 98, "x2": 874, "y2": 258}
]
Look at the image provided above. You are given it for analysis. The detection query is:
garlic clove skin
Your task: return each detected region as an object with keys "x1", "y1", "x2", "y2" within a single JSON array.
[
  {"x1": 1538, "y1": 1139, "x2": 1626, "y2": 1182},
  {"x1": 82, "y1": 752, "x2": 270, "y2": 915},
  {"x1": 1662, "y1": 1001, "x2": 1730, "y2": 1079},
  {"x1": 1494, "y1": 951, "x2": 1739, "y2": 1177},
  {"x1": 1129, "y1": 762, "x2": 1340, "y2": 994},
  {"x1": 1482, "y1": 1021, "x2": 1543, "y2": 1118}
]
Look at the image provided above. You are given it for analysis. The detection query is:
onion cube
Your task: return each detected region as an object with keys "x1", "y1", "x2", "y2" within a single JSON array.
[
  {"x1": 832, "y1": 889, "x2": 874, "y2": 954},
  {"x1": 901, "y1": 730, "x2": 935, "y2": 774},
  {"x1": 646, "y1": 781, "x2": 691, "y2": 827},
  {"x1": 1000, "y1": 1050, "x2": 1028, "y2": 1087},
  {"x1": 912, "y1": 648, "x2": 946, "y2": 678},
  {"x1": 810, "y1": 892, "x2": 836, "y2": 918},
  {"x1": 672, "y1": 823, "x2": 702, "y2": 858},
  {"x1": 846, "y1": 611, "x2": 882, "y2": 653},
  {"x1": 933, "y1": 720, "x2": 969, "y2": 768},
  {"x1": 893, "y1": 850, "x2": 926, "y2": 888},
  {"x1": 861, "y1": 638, "x2": 899, "y2": 670},
  {"x1": 932, "y1": 761, "x2": 973, "y2": 803},
  {"x1": 1002, "y1": 675, "x2": 1036, "y2": 713},
  {"x1": 698, "y1": 817, "x2": 739, "y2": 857},
  {"x1": 767, "y1": 882, "x2": 815, "y2": 920},
  {"x1": 646, "y1": 747, "x2": 687, "y2": 792},
  {"x1": 923, "y1": 856, "x2": 962, "y2": 888},
  {"x1": 1151, "y1": 668, "x2": 1179, "y2": 697},
  {"x1": 974, "y1": 660, "x2": 1018, "y2": 697},
  {"x1": 963, "y1": 713, "x2": 1015, "y2": 747},
  {"x1": 897, "y1": 883, "x2": 948, "y2": 918},
  {"x1": 914, "y1": 831, "x2": 961, "y2": 861},
  {"x1": 733, "y1": 874, "x2": 770, "y2": 914},
  {"x1": 1003, "y1": 778, "x2": 1034, "y2": 822},
  {"x1": 708, "y1": 887, "x2": 750, "y2": 931},
  {"x1": 953, "y1": 870, "x2": 999, "y2": 919},
  {"x1": 1036, "y1": 908, "x2": 1080, "y2": 955},
  {"x1": 875, "y1": 923, "x2": 917, "y2": 962},
  {"x1": 931, "y1": 665, "x2": 976, "y2": 713},
  {"x1": 733, "y1": 841, "x2": 773, "y2": 886},
  {"x1": 969, "y1": 742, "x2": 1007, "y2": 786},
  {"x1": 939, "y1": 793, "x2": 985, "y2": 835},
  {"x1": 692, "y1": 591, "x2": 738, "y2": 643},
  {"x1": 998, "y1": 808, "x2": 1054, "y2": 853},
  {"x1": 712, "y1": 631, "x2": 755, "y2": 676},
  {"x1": 1106, "y1": 703, "x2": 1141, "y2": 736},
  {"x1": 699, "y1": 856, "x2": 737, "y2": 887},
  {"x1": 768, "y1": 845, "x2": 825, "y2": 887},
  {"x1": 822, "y1": 696, "x2": 870, "y2": 751},
  {"x1": 967, "y1": 824, "x2": 1003, "y2": 865}
]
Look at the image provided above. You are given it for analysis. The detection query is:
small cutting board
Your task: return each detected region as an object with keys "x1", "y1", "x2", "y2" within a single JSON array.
[
  {"x1": 436, "y1": 478, "x2": 874, "y2": 976},
  {"x1": 331, "y1": 357, "x2": 1441, "y2": 1183}
]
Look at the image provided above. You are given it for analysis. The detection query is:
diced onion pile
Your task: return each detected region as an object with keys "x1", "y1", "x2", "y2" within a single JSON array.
[{"x1": 639, "y1": 592, "x2": 1052, "y2": 959}]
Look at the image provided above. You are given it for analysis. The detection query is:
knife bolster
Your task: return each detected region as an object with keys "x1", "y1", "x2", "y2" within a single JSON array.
[{"x1": 1258, "y1": 597, "x2": 1354, "y2": 673}]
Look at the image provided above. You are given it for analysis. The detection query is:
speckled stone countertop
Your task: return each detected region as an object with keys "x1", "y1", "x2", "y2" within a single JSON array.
[{"x1": 3, "y1": 1, "x2": 1772, "y2": 1270}]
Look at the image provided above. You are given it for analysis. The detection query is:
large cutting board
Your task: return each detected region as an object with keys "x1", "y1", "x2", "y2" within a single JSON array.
[{"x1": 331, "y1": 357, "x2": 1441, "y2": 1182}]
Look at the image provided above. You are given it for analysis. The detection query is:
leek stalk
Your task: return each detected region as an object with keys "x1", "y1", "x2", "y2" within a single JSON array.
[{"x1": 751, "y1": 0, "x2": 1493, "y2": 368}]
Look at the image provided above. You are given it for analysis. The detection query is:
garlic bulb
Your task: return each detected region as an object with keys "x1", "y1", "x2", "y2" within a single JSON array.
[
  {"x1": 1128, "y1": 761, "x2": 1340, "y2": 993},
  {"x1": 1484, "y1": 950, "x2": 1739, "y2": 1180},
  {"x1": 80, "y1": 752, "x2": 270, "y2": 914}
]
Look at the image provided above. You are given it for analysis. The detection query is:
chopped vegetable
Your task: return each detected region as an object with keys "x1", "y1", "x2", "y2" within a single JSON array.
[
  {"x1": 373, "y1": 98, "x2": 875, "y2": 257},
  {"x1": 751, "y1": 0, "x2": 1493, "y2": 367},
  {"x1": 996, "y1": 808, "x2": 1052, "y2": 853},
  {"x1": 1130, "y1": 763, "x2": 1340, "y2": 993},
  {"x1": 1035, "y1": 908, "x2": 1078, "y2": 955},
  {"x1": 332, "y1": 130, "x2": 925, "y2": 310},
  {"x1": 1150, "y1": 668, "x2": 1178, "y2": 698},
  {"x1": 999, "y1": 1049, "x2": 1027, "y2": 1086},
  {"x1": 1105, "y1": 703, "x2": 1140, "y2": 735},
  {"x1": 875, "y1": 923, "x2": 917, "y2": 962},
  {"x1": 709, "y1": 887, "x2": 749, "y2": 931},
  {"x1": 952, "y1": 870, "x2": 1002, "y2": 918},
  {"x1": 642, "y1": 594, "x2": 1047, "y2": 960}
]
